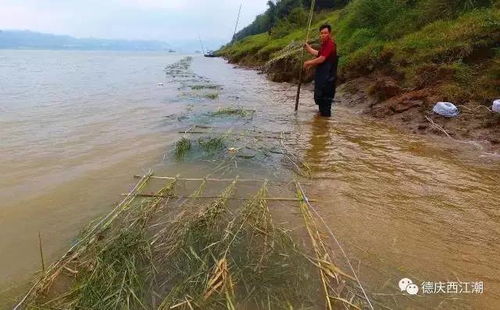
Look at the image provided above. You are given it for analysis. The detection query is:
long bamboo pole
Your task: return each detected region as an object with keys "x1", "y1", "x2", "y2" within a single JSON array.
[
  {"x1": 232, "y1": 3, "x2": 243, "y2": 41},
  {"x1": 133, "y1": 175, "x2": 311, "y2": 185},
  {"x1": 295, "y1": 0, "x2": 317, "y2": 111},
  {"x1": 198, "y1": 34, "x2": 206, "y2": 55},
  {"x1": 125, "y1": 193, "x2": 318, "y2": 202},
  {"x1": 38, "y1": 232, "x2": 45, "y2": 272}
]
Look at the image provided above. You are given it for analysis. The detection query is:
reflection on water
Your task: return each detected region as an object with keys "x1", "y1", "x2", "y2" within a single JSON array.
[
  {"x1": 1, "y1": 52, "x2": 499, "y2": 309},
  {"x1": 305, "y1": 115, "x2": 334, "y2": 170},
  {"x1": 300, "y1": 107, "x2": 500, "y2": 309}
]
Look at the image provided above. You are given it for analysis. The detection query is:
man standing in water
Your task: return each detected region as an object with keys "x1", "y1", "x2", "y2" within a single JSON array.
[{"x1": 303, "y1": 24, "x2": 337, "y2": 117}]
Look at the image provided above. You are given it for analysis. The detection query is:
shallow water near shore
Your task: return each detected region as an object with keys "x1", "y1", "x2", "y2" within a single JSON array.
[
  {"x1": 1, "y1": 51, "x2": 499, "y2": 309},
  {"x1": 0, "y1": 50, "x2": 185, "y2": 306}
]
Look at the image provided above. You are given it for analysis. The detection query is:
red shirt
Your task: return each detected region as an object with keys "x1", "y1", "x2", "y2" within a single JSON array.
[{"x1": 318, "y1": 37, "x2": 336, "y2": 63}]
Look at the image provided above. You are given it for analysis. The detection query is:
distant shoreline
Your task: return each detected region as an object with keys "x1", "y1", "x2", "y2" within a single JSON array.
[
  {"x1": 0, "y1": 30, "x2": 175, "y2": 52},
  {"x1": 0, "y1": 48, "x2": 177, "y2": 52}
]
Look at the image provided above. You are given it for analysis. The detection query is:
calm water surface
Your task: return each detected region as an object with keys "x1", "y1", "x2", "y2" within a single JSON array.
[{"x1": 0, "y1": 50, "x2": 185, "y2": 305}]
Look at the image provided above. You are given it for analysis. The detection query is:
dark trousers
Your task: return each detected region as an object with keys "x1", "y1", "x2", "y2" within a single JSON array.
[{"x1": 314, "y1": 79, "x2": 336, "y2": 117}]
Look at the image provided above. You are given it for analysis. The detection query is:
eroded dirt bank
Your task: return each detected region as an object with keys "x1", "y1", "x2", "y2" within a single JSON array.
[{"x1": 335, "y1": 75, "x2": 500, "y2": 154}]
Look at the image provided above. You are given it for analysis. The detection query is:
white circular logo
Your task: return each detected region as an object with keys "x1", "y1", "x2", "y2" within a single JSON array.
[
  {"x1": 399, "y1": 278, "x2": 419, "y2": 295},
  {"x1": 406, "y1": 283, "x2": 419, "y2": 295},
  {"x1": 399, "y1": 278, "x2": 412, "y2": 291}
]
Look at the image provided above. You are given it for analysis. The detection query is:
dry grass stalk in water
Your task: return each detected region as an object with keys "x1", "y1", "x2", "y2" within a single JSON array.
[
  {"x1": 280, "y1": 131, "x2": 312, "y2": 178},
  {"x1": 19, "y1": 175, "x2": 372, "y2": 309},
  {"x1": 203, "y1": 258, "x2": 234, "y2": 301},
  {"x1": 295, "y1": 182, "x2": 364, "y2": 310},
  {"x1": 23, "y1": 176, "x2": 176, "y2": 309},
  {"x1": 154, "y1": 180, "x2": 318, "y2": 309},
  {"x1": 14, "y1": 173, "x2": 153, "y2": 309}
]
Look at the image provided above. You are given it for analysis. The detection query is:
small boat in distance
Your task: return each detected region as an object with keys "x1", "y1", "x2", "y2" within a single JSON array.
[{"x1": 204, "y1": 50, "x2": 217, "y2": 58}]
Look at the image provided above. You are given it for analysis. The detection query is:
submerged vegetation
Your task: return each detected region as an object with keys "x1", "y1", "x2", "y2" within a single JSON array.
[
  {"x1": 171, "y1": 125, "x2": 312, "y2": 178},
  {"x1": 210, "y1": 107, "x2": 255, "y2": 118},
  {"x1": 198, "y1": 136, "x2": 225, "y2": 153},
  {"x1": 205, "y1": 93, "x2": 219, "y2": 100},
  {"x1": 164, "y1": 56, "x2": 193, "y2": 76},
  {"x1": 190, "y1": 84, "x2": 219, "y2": 90},
  {"x1": 17, "y1": 175, "x2": 373, "y2": 309},
  {"x1": 173, "y1": 136, "x2": 225, "y2": 159},
  {"x1": 175, "y1": 137, "x2": 192, "y2": 160},
  {"x1": 166, "y1": 57, "x2": 222, "y2": 102}
]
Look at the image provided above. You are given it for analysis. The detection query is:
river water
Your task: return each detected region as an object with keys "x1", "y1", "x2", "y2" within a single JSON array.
[{"x1": 0, "y1": 50, "x2": 499, "y2": 309}]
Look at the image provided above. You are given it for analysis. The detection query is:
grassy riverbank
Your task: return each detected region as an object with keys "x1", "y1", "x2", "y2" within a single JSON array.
[{"x1": 218, "y1": 0, "x2": 500, "y2": 150}]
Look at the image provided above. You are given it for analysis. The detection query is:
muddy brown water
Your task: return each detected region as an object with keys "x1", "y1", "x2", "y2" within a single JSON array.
[{"x1": 1, "y1": 52, "x2": 499, "y2": 309}]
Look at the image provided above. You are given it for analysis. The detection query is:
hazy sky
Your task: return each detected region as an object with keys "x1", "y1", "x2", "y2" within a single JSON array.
[{"x1": 0, "y1": 0, "x2": 268, "y2": 44}]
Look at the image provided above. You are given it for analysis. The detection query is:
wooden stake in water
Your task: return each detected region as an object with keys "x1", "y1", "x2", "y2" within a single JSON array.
[
  {"x1": 295, "y1": 0, "x2": 316, "y2": 111},
  {"x1": 38, "y1": 232, "x2": 45, "y2": 272}
]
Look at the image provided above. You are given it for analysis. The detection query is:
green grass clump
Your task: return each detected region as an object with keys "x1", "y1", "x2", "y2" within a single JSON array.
[
  {"x1": 175, "y1": 136, "x2": 229, "y2": 159},
  {"x1": 67, "y1": 229, "x2": 153, "y2": 309},
  {"x1": 191, "y1": 84, "x2": 218, "y2": 90},
  {"x1": 210, "y1": 107, "x2": 254, "y2": 117},
  {"x1": 175, "y1": 137, "x2": 192, "y2": 160},
  {"x1": 205, "y1": 93, "x2": 219, "y2": 100},
  {"x1": 198, "y1": 137, "x2": 225, "y2": 153}
]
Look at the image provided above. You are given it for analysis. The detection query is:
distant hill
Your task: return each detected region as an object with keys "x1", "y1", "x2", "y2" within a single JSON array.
[{"x1": 0, "y1": 30, "x2": 174, "y2": 51}]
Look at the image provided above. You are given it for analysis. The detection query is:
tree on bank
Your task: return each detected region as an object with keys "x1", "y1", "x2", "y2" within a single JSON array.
[{"x1": 232, "y1": 0, "x2": 351, "y2": 41}]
